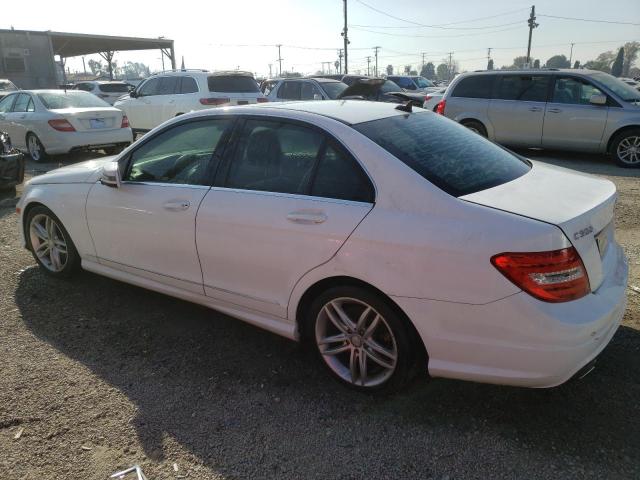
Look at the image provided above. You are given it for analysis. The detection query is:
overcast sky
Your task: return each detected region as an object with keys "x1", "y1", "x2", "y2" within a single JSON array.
[{"x1": 4, "y1": 0, "x2": 640, "y2": 77}]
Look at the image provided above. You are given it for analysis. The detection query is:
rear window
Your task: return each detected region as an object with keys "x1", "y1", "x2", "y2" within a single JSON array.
[
  {"x1": 208, "y1": 75, "x2": 259, "y2": 93},
  {"x1": 353, "y1": 112, "x2": 530, "y2": 197},
  {"x1": 98, "y1": 83, "x2": 130, "y2": 93},
  {"x1": 321, "y1": 81, "x2": 348, "y2": 99},
  {"x1": 37, "y1": 91, "x2": 110, "y2": 109},
  {"x1": 452, "y1": 75, "x2": 494, "y2": 99}
]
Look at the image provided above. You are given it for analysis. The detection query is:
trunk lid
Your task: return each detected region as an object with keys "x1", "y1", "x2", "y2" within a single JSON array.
[
  {"x1": 51, "y1": 107, "x2": 122, "y2": 132},
  {"x1": 461, "y1": 160, "x2": 617, "y2": 291}
]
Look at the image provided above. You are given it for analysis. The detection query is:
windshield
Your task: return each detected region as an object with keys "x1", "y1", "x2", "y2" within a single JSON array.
[
  {"x1": 0, "y1": 80, "x2": 18, "y2": 91},
  {"x1": 37, "y1": 91, "x2": 110, "y2": 109},
  {"x1": 414, "y1": 77, "x2": 434, "y2": 88},
  {"x1": 381, "y1": 80, "x2": 402, "y2": 93},
  {"x1": 321, "y1": 82, "x2": 348, "y2": 99},
  {"x1": 590, "y1": 72, "x2": 640, "y2": 102},
  {"x1": 354, "y1": 112, "x2": 530, "y2": 197}
]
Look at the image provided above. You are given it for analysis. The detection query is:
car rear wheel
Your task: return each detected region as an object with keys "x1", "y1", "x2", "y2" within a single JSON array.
[
  {"x1": 461, "y1": 119, "x2": 488, "y2": 137},
  {"x1": 611, "y1": 129, "x2": 640, "y2": 168},
  {"x1": 26, "y1": 206, "x2": 80, "y2": 278},
  {"x1": 26, "y1": 133, "x2": 48, "y2": 162},
  {"x1": 307, "y1": 286, "x2": 419, "y2": 393}
]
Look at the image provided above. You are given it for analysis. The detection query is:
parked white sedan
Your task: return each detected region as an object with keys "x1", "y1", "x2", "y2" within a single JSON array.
[
  {"x1": 16, "y1": 101, "x2": 628, "y2": 392},
  {"x1": 0, "y1": 90, "x2": 133, "y2": 162}
]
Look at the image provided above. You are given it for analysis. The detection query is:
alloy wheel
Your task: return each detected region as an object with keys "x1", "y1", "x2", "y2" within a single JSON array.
[
  {"x1": 617, "y1": 136, "x2": 640, "y2": 165},
  {"x1": 28, "y1": 135, "x2": 42, "y2": 162},
  {"x1": 315, "y1": 297, "x2": 398, "y2": 387},
  {"x1": 29, "y1": 214, "x2": 68, "y2": 272}
]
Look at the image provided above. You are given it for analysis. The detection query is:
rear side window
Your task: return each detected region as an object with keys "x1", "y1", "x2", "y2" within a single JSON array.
[
  {"x1": 208, "y1": 76, "x2": 259, "y2": 93},
  {"x1": 452, "y1": 76, "x2": 494, "y2": 99},
  {"x1": 311, "y1": 144, "x2": 374, "y2": 202},
  {"x1": 277, "y1": 81, "x2": 301, "y2": 100},
  {"x1": 354, "y1": 112, "x2": 530, "y2": 197},
  {"x1": 301, "y1": 82, "x2": 322, "y2": 100},
  {"x1": 98, "y1": 83, "x2": 130, "y2": 93},
  {"x1": 495, "y1": 75, "x2": 550, "y2": 102},
  {"x1": 179, "y1": 77, "x2": 199, "y2": 94}
]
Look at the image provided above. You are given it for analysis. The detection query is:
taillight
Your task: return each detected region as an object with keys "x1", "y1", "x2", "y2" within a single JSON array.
[
  {"x1": 48, "y1": 119, "x2": 76, "y2": 132},
  {"x1": 257, "y1": 97, "x2": 269, "y2": 103},
  {"x1": 491, "y1": 247, "x2": 590, "y2": 303},
  {"x1": 425, "y1": 95, "x2": 432, "y2": 101},
  {"x1": 435, "y1": 99, "x2": 446, "y2": 115},
  {"x1": 199, "y1": 97, "x2": 230, "y2": 105},
  {"x1": 121, "y1": 115, "x2": 129, "y2": 128}
]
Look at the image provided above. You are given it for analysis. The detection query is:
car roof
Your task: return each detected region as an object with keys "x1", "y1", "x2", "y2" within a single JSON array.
[
  {"x1": 307, "y1": 78, "x2": 343, "y2": 83},
  {"x1": 461, "y1": 68, "x2": 602, "y2": 76}
]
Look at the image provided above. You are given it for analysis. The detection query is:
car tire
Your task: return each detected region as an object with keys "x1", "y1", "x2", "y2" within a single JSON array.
[
  {"x1": 305, "y1": 285, "x2": 420, "y2": 393},
  {"x1": 610, "y1": 129, "x2": 640, "y2": 168},
  {"x1": 26, "y1": 133, "x2": 48, "y2": 162},
  {"x1": 25, "y1": 205, "x2": 81, "y2": 278},
  {"x1": 461, "y1": 119, "x2": 488, "y2": 137}
]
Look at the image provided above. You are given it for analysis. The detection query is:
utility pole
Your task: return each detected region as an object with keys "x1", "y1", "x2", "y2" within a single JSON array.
[
  {"x1": 448, "y1": 51, "x2": 454, "y2": 81},
  {"x1": 373, "y1": 46, "x2": 381, "y2": 77},
  {"x1": 268, "y1": 63, "x2": 273, "y2": 78},
  {"x1": 569, "y1": 42, "x2": 575, "y2": 66},
  {"x1": 341, "y1": 0, "x2": 349, "y2": 74},
  {"x1": 526, "y1": 5, "x2": 538, "y2": 67},
  {"x1": 338, "y1": 49, "x2": 344, "y2": 74},
  {"x1": 421, "y1": 52, "x2": 426, "y2": 69},
  {"x1": 366, "y1": 56, "x2": 371, "y2": 76},
  {"x1": 82, "y1": 56, "x2": 87, "y2": 75},
  {"x1": 276, "y1": 44, "x2": 283, "y2": 76}
]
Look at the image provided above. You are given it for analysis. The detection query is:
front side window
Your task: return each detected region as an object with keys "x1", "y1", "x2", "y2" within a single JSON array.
[
  {"x1": 395, "y1": 77, "x2": 415, "y2": 89},
  {"x1": 277, "y1": 81, "x2": 301, "y2": 100},
  {"x1": 124, "y1": 119, "x2": 232, "y2": 185},
  {"x1": 0, "y1": 94, "x2": 15, "y2": 113},
  {"x1": 225, "y1": 119, "x2": 323, "y2": 195},
  {"x1": 552, "y1": 77, "x2": 604, "y2": 105},
  {"x1": 37, "y1": 91, "x2": 109, "y2": 109},
  {"x1": 354, "y1": 112, "x2": 530, "y2": 197},
  {"x1": 138, "y1": 78, "x2": 161, "y2": 97},
  {"x1": 179, "y1": 77, "x2": 198, "y2": 94},
  {"x1": 452, "y1": 75, "x2": 494, "y2": 99},
  {"x1": 414, "y1": 77, "x2": 434, "y2": 88},
  {"x1": 301, "y1": 82, "x2": 323, "y2": 100},
  {"x1": 495, "y1": 75, "x2": 550, "y2": 102},
  {"x1": 156, "y1": 77, "x2": 178, "y2": 95}
]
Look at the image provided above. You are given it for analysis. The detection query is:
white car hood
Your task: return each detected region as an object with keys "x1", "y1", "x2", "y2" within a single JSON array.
[{"x1": 28, "y1": 157, "x2": 116, "y2": 185}]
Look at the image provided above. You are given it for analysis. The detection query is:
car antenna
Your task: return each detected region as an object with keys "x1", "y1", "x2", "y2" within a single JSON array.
[{"x1": 395, "y1": 101, "x2": 412, "y2": 113}]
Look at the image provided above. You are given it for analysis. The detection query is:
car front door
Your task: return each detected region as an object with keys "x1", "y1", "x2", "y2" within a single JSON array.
[
  {"x1": 196, "y1": 117, "x2": 375, "y2": 318},
  {"x1": 487, "y1": 74, "x2": 550, "y2": 147},
  {"x1": 541, "y1": 76, "x2": 609, "y2": 152},
  {"x1": 276, "y1": 81, "x2": 301, "y2": 101},
  {"x1": 0, "y1": 94, "x2": 18, "y2": 140},
  {"x1": 126, "y1": 77, "x2": 161, "y2": 130},
  {"x1": 4, "y1": 93, "x2": 34, "y2": 146},
  {"x1": 86, "y1": 117, "x2": 234, "y2": 294}
]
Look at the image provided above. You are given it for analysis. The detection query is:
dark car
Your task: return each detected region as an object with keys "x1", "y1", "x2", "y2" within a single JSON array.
[
  {"x1": 0, "y1": 132, "x2": 25, "y2": 192},
  {"x1": 338, "y1": 77, "x2": 427, "y2": 107}
]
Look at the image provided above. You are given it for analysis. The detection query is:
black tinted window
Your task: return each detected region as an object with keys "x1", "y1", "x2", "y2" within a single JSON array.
[
  {"x1": 301, "y1": 82, "x2": 322, "y2": 100},
  {"x1": 138, "y1": 78, "x2": 161, "y2": 96},
  {"x1": 552, "y1": 77, "x2": 603, "y2": 105},
  {"x1": 277, "y1": 81, "x2": 301, "y2": 100},
  {"x1": 179, "y1": 77, "x2": 198, "y2": 94},
  {"x1": 311, "y1": 144, "x2": 374, "y2": 202},
  {"x1": 321, "y1": 82, "x2": 348, "y2": 99},
  {"x1": 495, "y1": 75, "x2": 550, "y2": 102},
  {"x1": 208, "y1": 76, "x2": 259, "y2": 93},
  {"x1": 125, "y1": 119, "x2": 232, "y2": 185},
  {"x1": 452, "y1": 75, "x2": 494, "y2": 99},
  {"x1": 98, "y1": 83, "x2": 130, "y2": 93},
  {"x1": 226, "y1": 119, "x2": 323, "y2": 195},
  {"x1": 354, "y1": 113, "x2": 530, "y2": 197},
  {"x1": 75, "y1": 83, "x2": 94, "y2": 91},
  {"x1": 157, "y1": 77, "x2": 178, "y2": 95}
]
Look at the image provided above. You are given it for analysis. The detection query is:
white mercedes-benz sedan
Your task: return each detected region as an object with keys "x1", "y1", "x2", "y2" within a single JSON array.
[
  {"x1": 0, "y1": 90, "x2": 133, "y2": 162},
  {"x1": 16, "y1": 100, "x2": 628, "y2": 392}
]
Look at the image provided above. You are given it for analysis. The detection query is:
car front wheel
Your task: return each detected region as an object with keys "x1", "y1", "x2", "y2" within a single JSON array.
[
  {"x1": 26, "y1": 206, "x2": 80, "y2": 277},
  {"x1": 308, "y1": 286, "x2": 419, "y2": 392},
  {"x1": 611, "y1": 129, "x2": 640, "y2": 168}
]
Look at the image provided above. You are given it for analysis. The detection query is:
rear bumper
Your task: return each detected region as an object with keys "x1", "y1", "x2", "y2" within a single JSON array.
[
  {"x1": 43, "y1": 129, "x2": 133, "y2": 155},
  {"x1": 394, "y1": 243, "x2": 628, "y2": 388}
]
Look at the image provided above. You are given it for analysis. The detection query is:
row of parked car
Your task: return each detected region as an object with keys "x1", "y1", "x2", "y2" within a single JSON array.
[{"x1": 1, "y1": 68, "x2": 639, "y2": 167}]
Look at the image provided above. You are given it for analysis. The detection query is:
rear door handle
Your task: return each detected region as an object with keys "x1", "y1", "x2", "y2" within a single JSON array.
[
  {"x1": 163, "y1": 200, "x2": 191, "y2": 211},
  {"x1": 287, "y1": 211, "x2": 327, "y2": 224},
  {"x1": 528, "y1": 107, "x2": 542, "y2": 112},
  {"x1": 548, "y1": 108, "x2": 562, "y2": 113}
]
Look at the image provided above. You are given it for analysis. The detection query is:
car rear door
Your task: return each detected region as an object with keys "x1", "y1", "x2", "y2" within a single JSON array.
[
  {"x1": 487, "y1": 74, "x2": 550, "y2": 146},
  {"x1": 541, "y1": 75, "x2": 609, "y2": 152},
  {"x1": 276, "y1": 80, "x2": 301, "y2": 101},
  {"x1": 195, "y1": 117, "x2": 375, "y2": 318},
  {"x1": 86, "y1": 117, "x2": 234, "y2": 293}
]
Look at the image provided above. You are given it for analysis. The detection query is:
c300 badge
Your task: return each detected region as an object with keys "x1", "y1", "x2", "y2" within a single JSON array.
[{"x1": 573, "y1": 226, "x2": 594, "y2": 240}]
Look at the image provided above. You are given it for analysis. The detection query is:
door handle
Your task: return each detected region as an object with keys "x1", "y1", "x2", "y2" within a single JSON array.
[
  {"x1": 528, "y1": 107, "x2": 542, "y2": 112},
  {"x1": 548, "y1": 108, "x2": 562, "y2": 113},
  {"x1": 287, "y1": 211, "x2": 327, "y2": 224},
  {"x1": 163, "y1": 200, "x2": 191, "y2": 211}
]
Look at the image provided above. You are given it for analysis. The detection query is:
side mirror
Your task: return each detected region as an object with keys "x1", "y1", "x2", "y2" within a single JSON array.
[
  {"x1": 589, "y1": 93, "x2": 607, "y2": 106},
  {"x1": 100, "y1": 162, "x2": 121, "y2": 188},
  {"x1": 313, "y1": 93, "x2": 323, "y2": 100},
  {"x1": 129, "y1": 90, "x2": 138, "y2": 98}
]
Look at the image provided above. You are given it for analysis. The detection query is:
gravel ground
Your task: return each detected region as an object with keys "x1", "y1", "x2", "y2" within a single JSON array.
[{"x1": 0, "y1": 151, "x2": 639, "y2": 480}]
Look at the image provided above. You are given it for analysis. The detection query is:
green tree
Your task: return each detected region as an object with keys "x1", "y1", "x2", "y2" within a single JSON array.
[
  {"x1": 404, "y1": 65, "x2": 411, "y2": 74},
  {"x1": 611, "y1": 47, "x2": 624, "y2": 77},
  {"x1": 583, "y1": 51, "x2": 615, "y2": 73},
  {"x1": 436, "y1": 63, "x2": 449, "y2": 81},
  {"x1": 487, "y1": 59, "x2": 494, "y2": 70},
  {"x1": 421, "y1": 62, "x2": 436, "y2": 79},
  {"x1": 386, "y1": 64, "x2": 393, "y2": 75},
  {"x1": 512, "y1": 56, "x2": 527, "y2": 69},
  {"x1": 622, "y1": 41, "x2": 639, "y2": 77},
  {"x1": 546, "y1": 55, "x2": 570, "y2": 68},
  {"x1": 533, "y1": 59, "x2": 541, "y2": 69},
  {"x1": 87, "y1": 59, "x2": 103, "y2": 75},
  {"x1": 573, "y1": 60, "x2": 580, "y2": 69}
]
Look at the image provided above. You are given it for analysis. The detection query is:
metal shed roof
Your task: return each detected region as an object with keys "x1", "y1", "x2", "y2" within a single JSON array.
[{"x1": 47, "y1": 31, "x2": 173, "y2": 57}]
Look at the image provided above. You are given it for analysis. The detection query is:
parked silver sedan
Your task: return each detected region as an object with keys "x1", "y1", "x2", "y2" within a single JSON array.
[{"x1": 438, "y1": 69, "x2": 640, "y2": 167}]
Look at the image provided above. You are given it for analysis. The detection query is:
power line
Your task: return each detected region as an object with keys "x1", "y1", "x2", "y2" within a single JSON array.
[
  {"x1": 538, "y1": 14, "x2": 640, "y2": 26},
  {"x1": 349, "y1": 25, "x2": 523, "y2": 39},
  {"x1": 349, "y1": 20, "x2": 523, "y2": 30}
]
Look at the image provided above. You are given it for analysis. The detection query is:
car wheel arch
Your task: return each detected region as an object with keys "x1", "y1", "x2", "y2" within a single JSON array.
[
  {"x1": 21, "y1": 201, "x2": 50, "y2": 247},
  {"x1": 294, "y1": 275, "x2": 428, "y2": 363},
  {"x1": 606, "y1": 125, "x2": 640, "y2": 153}
]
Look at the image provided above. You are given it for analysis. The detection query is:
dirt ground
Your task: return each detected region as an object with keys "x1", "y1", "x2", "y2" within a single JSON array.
[{"x1": 0, "y1": 151, "x2": 638, "y2": 480}]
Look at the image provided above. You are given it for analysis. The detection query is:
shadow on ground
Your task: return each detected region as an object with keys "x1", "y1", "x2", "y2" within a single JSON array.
[{"x1": 14, "y1": 266, "x2": 640, "y2": 478}]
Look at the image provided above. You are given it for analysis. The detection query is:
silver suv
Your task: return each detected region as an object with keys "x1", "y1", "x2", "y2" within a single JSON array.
[{"x1": 439, "y1": 69, "x2": 640, "y2": 167}]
